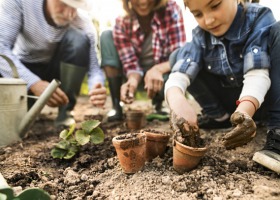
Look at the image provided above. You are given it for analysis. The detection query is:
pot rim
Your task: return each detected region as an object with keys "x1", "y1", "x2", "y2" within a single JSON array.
[
  {"x1": 112, "y1": 132, "x2": 146, "y2": 147},
  {"x1": 143, "y1": 131, "x2": 170, "y2": 142},
  {"x1": 173, "y1": 139, "x2": 207, "y2": 156}
]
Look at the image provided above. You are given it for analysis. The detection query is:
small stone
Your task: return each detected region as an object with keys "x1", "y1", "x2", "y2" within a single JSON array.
[{"x1": 81, "y1": 174, "x2": 88, "y2": 181}]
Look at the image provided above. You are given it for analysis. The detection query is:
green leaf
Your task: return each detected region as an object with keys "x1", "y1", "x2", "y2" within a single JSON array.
[
  {"x1": 51, "y1": 148, "x2": 67, "y2": 159},
  {"x1": 59, "y1": 123, "x2": 76, "y2": 140},
  {"x1": 59, "y1": 129, "x2": 69, "y2": 140},
  {"x1": 63, "y1": 146, "x2": 79, "y2": 159},
  {"x1": 75, "y1": 130, "x2": 90, "y2": 145},
  {"x1": 55, "y1": 140, "x2": 70, "y2": 150},
  {"x1": 17, "y1": 188, "x2": 51, "y2": 200},
  {"x1": 90, "y1": 127, "x2": 105, "y2": 144},
  {"x1": 63, "y1": 151, "x2": 76, "y2": 159},
  {"x1": 81, "y1": 120, "x2": 100, "y2": 133}
]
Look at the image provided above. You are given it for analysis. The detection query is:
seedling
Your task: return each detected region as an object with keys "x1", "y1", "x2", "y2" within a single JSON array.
[{"x1": 51, "y1": 120, "x2": 104, "y2": 159}]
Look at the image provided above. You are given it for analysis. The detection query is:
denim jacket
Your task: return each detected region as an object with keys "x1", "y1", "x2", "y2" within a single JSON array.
[{"x1": 173, "y1": 4, "x2": 276, "y2": 87}]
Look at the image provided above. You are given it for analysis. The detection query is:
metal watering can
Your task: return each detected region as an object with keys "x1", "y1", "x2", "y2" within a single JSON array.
[{"x1": 0, "y1": 54, "x2": 60, "y2": 147}]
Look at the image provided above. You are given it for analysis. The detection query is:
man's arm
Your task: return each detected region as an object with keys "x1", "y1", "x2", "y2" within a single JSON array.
[{"x1": 0, "y1": 0, "x2": 41, "y2": 88}]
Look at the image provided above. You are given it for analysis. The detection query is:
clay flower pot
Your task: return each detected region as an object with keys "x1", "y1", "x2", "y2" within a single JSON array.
[
  {"x1": 112, "y1": 132, "x2": 147, "y2": 174},
  {"x1": 173, "y1": 140, "x2": 207, "y2": 174},
  {"x1": 142, "y1": 129, "x2": 170, "y2": 161},
  {"x1": 126, "y1": 110, "x2": 146, "y2": 130}
]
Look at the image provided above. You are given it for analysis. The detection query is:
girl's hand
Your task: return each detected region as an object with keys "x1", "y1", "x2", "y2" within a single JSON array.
[
  {"x1": 222, "y1": 111, "x2": 256, "y2": 149},
  {"x1": 166, "y1": 87, "x2": 197, "y2": 126}
]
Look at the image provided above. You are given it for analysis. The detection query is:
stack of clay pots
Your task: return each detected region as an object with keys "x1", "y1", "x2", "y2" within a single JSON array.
[{"x1": 112, "y1": 130, "x2": 170, "y2": 174}]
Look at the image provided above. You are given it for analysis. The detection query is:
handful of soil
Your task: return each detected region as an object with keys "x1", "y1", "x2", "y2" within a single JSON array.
[{"x1": 170, "y1": 111, "x2": 203, "y2": 148}]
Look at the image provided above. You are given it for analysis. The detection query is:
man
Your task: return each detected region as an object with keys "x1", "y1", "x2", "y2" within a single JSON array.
[{"x1": 0, "y1": 0, "x2": 106, "y2": 127}]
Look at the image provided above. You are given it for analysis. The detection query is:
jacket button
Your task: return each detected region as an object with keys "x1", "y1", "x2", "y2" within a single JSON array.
[{"x1": 253, "y1": 48, "x2": 259, "y2": 54}]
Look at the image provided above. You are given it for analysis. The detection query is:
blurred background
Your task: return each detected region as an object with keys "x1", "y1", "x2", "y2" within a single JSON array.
[
  {"x1": 90, "y1": 0, "x2": 280, "y2": 41},
  {"x1": 0, "y1": 0, "x2": 279, "y2": 95}
]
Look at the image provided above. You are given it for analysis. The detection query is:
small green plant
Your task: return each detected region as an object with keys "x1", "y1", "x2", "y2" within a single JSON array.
[{"x1": 51, "y1": 120, "x2": 104, "y2": 159}]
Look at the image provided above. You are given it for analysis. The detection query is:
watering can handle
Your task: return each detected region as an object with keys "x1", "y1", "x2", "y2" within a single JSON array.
[{"x1": 0, "y1": 54, "x2": 19, "y2": 78}]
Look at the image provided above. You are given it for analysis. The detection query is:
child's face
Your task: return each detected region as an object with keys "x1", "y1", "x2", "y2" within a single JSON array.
[
  {"x1": 186, "y1": 0, "x2": 238, "y2": 37},
  {"x1": 130, "y1": 0, "x2": 156, "y2": 16}
]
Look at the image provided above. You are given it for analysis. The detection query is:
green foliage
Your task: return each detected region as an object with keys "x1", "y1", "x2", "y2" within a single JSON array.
[{"x1": 51, "y1": 120, "x2": 105, "y2": 160}]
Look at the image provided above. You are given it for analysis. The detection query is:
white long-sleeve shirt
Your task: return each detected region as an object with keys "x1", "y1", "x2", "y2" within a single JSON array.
[{"x1": 0, "y1": 0, "x2": 104, "y2": 89}]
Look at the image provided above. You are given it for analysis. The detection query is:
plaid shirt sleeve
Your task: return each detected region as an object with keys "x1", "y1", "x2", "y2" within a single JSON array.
[{"x1": 113, "y1": 16, "x2": 142, "y2": 76}]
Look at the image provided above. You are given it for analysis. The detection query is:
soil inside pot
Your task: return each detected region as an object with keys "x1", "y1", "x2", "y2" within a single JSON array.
[{"x1": 115, "y1": 133, "x2": 139, "y2": 140}]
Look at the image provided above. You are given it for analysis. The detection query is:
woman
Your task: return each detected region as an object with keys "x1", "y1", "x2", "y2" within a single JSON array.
[{"x1": 97, "y1": 0, "x2": 186, "y2": 121}]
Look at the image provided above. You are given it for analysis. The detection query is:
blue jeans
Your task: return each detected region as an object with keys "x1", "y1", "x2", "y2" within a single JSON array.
[
  {"x1": 25, "y1": 27, "x2": 90, "y2": 109},
  {"x1": 23, "y1": 27, "x2": 90, "y2": 81},
  {"x1": 169, "y1": 22, "x2": 280, "y2": 129}
]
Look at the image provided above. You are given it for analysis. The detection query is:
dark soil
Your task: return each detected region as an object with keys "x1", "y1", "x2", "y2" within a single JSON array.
[{"x1": 0, "y1": 96, "x2": 280, "y2": 200}]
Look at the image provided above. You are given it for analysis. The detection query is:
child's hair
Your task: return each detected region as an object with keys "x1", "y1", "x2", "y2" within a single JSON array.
[
  {"x1": 122, "y1": 0, "x2": 168, "y2": 16},
  {"x1": 184, "y1": 0, "x2": 245, "y2": 8}
]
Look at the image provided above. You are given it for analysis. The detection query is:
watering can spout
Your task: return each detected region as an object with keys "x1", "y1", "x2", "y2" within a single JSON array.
[{"x1": 18, "y1": 79, "x2": 60, "y2": 137}]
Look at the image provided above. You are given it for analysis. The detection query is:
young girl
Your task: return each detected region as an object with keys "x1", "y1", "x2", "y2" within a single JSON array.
[
  {"x1": 97, "y1": 0, "x2": 186, "y2": 121},
  {"x1": 165, "y1": 0, "x2": 280, "y2": 173}
]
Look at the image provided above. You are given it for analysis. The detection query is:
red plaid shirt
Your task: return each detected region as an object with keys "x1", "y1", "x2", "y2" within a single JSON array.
[{"x1": 113, "y1": 0, "x2": 186, "y2": 76}]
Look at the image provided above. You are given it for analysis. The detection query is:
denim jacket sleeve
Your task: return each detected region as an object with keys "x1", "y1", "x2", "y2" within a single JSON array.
[
  {"x1": 243, "y1": 5, "x2": 276, "y2": 73},
  {"x1": 171, "y1": 29, "x2": 203, "y2": 82}
]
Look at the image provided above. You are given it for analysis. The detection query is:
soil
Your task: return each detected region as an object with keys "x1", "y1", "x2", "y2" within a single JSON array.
[{"x1": 1, "y1": 96, "x2": 280, "y2": 200}]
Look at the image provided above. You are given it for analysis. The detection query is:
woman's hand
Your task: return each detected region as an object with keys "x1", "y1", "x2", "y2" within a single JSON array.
[
  {"x1": 144, "y1": 67, "x2": 164, "y2": 99},
  {"x1": 120, "y1": 73, "x2": 141, "y2": 104}
]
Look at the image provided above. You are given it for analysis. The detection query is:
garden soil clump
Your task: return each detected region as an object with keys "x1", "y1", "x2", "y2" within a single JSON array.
[{"x1": 1, "y1": 96, "x2": 280, "y2": 200}]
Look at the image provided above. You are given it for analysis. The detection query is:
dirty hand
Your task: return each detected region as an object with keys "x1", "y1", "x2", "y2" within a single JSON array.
[
  {"x1": 30, "y1": 80, "x2": 69, "y2": 107},
  {"x1": 144, "y1": 67, "x2": 164, "y2": 99},
  {"x1": 223, "y1": 111, "x2": 256, "y2": 149},
  {"x1": 121, "y1": 75, "x2": 140, "y2": 104},
  {"x1": 170, "y1": 110, "x2": 182, "y2": 136},
  {"x1": 88, "y1": 83, "x2": 107, "y2": 108},
  {"x1": 170, "y1": 110, "x2": 200, "y2": 147},
  {"x1": 120, "y1": 82, "x2": 135, "y2": 104}
]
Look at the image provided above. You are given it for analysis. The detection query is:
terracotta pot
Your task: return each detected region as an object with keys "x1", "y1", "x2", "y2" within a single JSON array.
[
  {"x1": 126, "y1": 110, "x2": 146, "y2": 130},
  {"x1": 173, "y1": 140, "x2": 207, "y2": 174},
  {"x1": 112, "y1": 132, "x2": 146, "y2": 174},
  {"x1": 142, "y1": 130, "x2": 170, "y2": 161}
]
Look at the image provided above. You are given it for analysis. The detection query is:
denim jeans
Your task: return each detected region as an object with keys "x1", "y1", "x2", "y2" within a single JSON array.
[
  {"x1": 23, "y1": 27, "x2": 90, "y2": 82},
  {"x1": 169, "y1": 22, "x2": 280, "y2": 129},
  {"x1": 24, "y1": 27, "x2": 90, "y2": 108}
]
